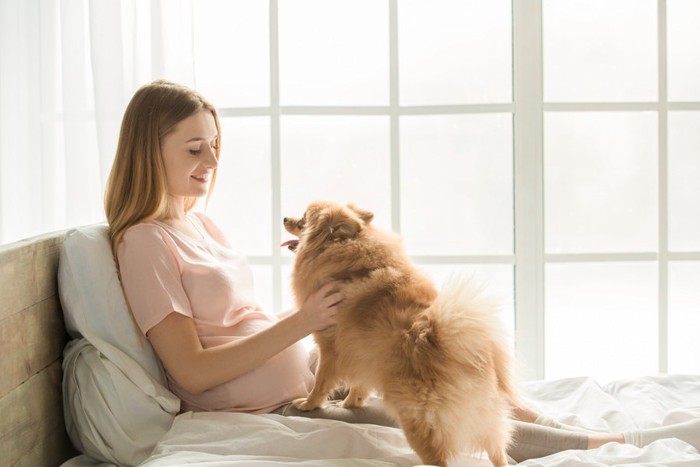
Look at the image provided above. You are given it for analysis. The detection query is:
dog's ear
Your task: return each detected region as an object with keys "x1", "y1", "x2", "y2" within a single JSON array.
[
  {"x1": 328, "y1": 208, "x2": 362, "y2": 240},
  {"x1": 347, "y1": 204, "x2": 374, "y2": 224}
]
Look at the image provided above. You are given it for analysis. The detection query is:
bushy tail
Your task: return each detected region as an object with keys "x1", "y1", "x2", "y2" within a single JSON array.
[
  {"x1": 394, "y1": 274, "x2": 518, "y2": 463},
  {"x1": 431, "y1": 274, "x2": 519, "y2": 404}
]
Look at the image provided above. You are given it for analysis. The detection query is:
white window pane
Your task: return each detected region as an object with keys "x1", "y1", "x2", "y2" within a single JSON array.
[
  {"x1": 668, "y1": 0, "x2": 700, "y2": 101},
  {"x1": 545, "y1": 263, "x2": 658, "y2": 382},
  {"x1": 543, "y1": 0, "x2": 657, "y2": 102},
  {"x1": 193, "y1": 0, "x2": 269, "y2": 107},
  {"x1": 420, "y1": 264, "x2": 515, "y2": 338},
  {"x1": 398, "y1": 0, "x2": 511, "y2": 105},
  {"x1": 278, "y1": 0, "x2": 389, "y2": 105},
  {"x1": 668, "y1": 262, "x2": 700, "y2": 374},
  {"x1": 668, "y1": 112, "x2": 700, "y2": 251},
  {"x1": 544, "y1": 112, "x2": 658, "y2": 254},
  {"x1": 400, "y1": 114, "x2": 513, "y2": 255},
  {"x1": 206, "y1": 117, "x2": 271, "y2": 255},
  {"x1": 280, "y1": 116, "x2": 391, "y2": 240},
  {"x1": 251, "y1": 265, "x2": 274, "y2": 314}
]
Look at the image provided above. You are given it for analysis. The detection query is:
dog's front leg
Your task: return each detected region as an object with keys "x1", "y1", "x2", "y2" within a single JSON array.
[{"x1": 292, "y1": 350, "x2": 341, "y2": 411}]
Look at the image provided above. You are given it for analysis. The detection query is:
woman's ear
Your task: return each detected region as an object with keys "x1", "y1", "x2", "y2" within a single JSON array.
[{"x1": 347, "y1": 203, "x2": 374, "y2": 224}]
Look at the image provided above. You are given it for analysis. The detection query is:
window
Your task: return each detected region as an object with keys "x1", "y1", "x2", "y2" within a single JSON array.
[
  {"x1": 3, "y1": 0, "x2": 698, "y2": 381},
  {"x1": 197, "y1": 0, "x2": 700, "y2": 380}
]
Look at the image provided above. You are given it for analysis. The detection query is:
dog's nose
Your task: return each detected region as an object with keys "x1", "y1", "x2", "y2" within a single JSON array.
[{"x1": 283, "y1": 217, "x2": 288, "y2": 223}]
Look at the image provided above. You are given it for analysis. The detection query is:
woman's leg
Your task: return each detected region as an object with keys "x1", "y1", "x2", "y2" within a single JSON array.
[
  {"x1": 623, "y1": 418, "x2": 700, "y2": 450},
  {"x1": 276, "y1": 400, "x2": 700, "y2": 462},
  {"x1": 272, "y1": 397, "x2": 399, "y2": 427},
  {"x1": 513, "y1": 404, "x2": 596, "y2": 433},
  {"x1": 512, "y1": 417, "x2": 700, "y2": 459},
  {"x1": 508, "y1": 421, "x2": 589, "y2": 463},
  {"x1": 275, "y1": 401, "x2": 594, "y2": 462}
]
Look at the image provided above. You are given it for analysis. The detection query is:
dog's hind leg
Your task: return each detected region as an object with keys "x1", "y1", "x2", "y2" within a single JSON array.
[
  {"x1": 339, "y1": 386, "x2": 371, "y2": 408},
  {"x1": 481, "y1": 396, "x2": 513, "y2": 467},
  {"x1": 486, "y1": 450, "x2": 508, "y2": 467},
  {"x1": 395, "y1": 412, "x2": 453, "y2": 467},
  {"x1": 480, "y1": 416, "x2": 511, "y2": 467}
]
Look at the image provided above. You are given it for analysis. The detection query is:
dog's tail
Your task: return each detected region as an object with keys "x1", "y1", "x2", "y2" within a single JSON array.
[{"x1": 431, "y1": 274, "x2": 519, "y2": 404}]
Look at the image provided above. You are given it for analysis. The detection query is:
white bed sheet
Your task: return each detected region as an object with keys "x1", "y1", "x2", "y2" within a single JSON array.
[{"x1": 63, "y1": 374, "x2": 700, "y2": 467}]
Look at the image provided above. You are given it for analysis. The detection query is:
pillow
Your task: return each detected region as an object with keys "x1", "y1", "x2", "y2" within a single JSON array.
[
  {"x1": 58, "y1": 224, "x2": 164, "y2": 382},
  {"x1": 58, "y1": 224, "x2": 180, "y2": 465},
  {"x1": 63, "y1": 338, "x2": 179, "y2": 466}
]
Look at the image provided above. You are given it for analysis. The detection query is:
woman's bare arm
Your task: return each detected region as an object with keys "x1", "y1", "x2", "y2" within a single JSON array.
[{"x1": 146, "y1": 283, "x2": 341, "y2": 395}]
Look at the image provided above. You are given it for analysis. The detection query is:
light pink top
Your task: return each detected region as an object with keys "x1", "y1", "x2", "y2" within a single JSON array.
[{"x1": 117, "y1": 212, "x2": 313, "y2": 414}]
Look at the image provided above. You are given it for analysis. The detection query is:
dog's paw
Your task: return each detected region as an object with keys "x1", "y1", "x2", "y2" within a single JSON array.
[
  {"x1": 339, "y1": 395, "x2": 366, "y2": 409},
  {"x1": 291, "y1": 397, "x2": 321, "y2": 412}
]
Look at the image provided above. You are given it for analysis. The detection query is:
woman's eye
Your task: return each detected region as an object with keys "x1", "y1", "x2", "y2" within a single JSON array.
[{"x1": 189, "y1": 148, "x2": 201, "y2": 156}]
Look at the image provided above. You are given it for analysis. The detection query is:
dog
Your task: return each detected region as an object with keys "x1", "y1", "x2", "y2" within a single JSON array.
[{"x1": 282, "y1": 200, "x2": 516, "y2": 467}]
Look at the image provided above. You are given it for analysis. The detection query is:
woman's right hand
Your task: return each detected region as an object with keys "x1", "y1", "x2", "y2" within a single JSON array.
[
  {"x1": 147, "y1": 282, "x2": 343, "y2": 395},
  {"x1": 297, "y1": 282, "x2": 343, "y2": 332}
]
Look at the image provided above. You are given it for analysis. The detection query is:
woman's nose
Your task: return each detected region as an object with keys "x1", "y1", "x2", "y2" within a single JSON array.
[{"x1": 205, "y1": 148, "x2": 218, "y2": 168}]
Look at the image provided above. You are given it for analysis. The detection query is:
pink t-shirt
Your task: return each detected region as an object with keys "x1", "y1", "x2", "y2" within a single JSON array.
[{"x1": 117, "y1": 212, "x2": 314, "y2": 414}]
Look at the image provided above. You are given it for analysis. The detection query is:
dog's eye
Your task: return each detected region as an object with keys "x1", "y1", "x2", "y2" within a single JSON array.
[{"x1": 297, "y1": 219, "x2": 306, "y2": 229}]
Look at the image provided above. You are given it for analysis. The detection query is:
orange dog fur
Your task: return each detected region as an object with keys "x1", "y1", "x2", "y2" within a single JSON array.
[{"x1": 283, "y1": 200, "x2": 515, "y2": 467}]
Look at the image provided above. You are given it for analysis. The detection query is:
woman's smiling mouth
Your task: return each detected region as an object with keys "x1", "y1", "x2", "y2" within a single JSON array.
[{"x1": 191, "y1": 174, "x2": 210, "y2": 183}]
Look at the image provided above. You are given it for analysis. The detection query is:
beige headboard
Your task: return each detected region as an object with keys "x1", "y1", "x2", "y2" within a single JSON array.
[{"x1": 0, "y1": 230, "x2": 76, "y2": 466}]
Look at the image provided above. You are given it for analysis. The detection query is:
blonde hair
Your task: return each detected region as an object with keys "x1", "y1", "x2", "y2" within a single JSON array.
[{"x1": 104, "y1": 80, "x2": 221, "y2": 259}]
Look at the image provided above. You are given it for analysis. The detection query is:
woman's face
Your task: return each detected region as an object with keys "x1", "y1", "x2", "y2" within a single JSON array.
[{"x1": 160, "y1": 109, "x2": 218, "y2": 199}]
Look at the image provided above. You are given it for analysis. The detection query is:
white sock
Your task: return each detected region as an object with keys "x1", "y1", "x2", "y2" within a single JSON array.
[
  {"x1": 534, "y1": 415, "x2": 595, "y2": 433},
  {"x1": 623, "y1": 419, "x2": 700, "y2": 451}
]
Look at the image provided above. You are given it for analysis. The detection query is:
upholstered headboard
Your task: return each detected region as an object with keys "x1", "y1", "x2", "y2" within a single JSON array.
[{"x1": 0, "y1": 230, "x2": 76, "y2": 466}]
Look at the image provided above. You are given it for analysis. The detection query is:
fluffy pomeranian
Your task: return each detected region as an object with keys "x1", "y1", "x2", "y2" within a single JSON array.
[{"x1": 282, "y1": 200, "x2": 516, "y2": 467}]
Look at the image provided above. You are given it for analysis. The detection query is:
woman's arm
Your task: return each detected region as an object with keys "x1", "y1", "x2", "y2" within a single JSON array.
[{"x1": 147, "y1": 282, "x2": 341, "y2": 395}]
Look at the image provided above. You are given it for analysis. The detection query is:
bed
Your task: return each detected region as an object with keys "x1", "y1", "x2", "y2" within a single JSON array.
[{"x1": 1, "y1": 225, "x2": 699, "y2": 467}]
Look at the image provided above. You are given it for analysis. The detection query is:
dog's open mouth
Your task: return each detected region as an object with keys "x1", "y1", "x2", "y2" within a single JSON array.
[{"x1": 280, "y1": 239, "x2": 299, "y2": 252}]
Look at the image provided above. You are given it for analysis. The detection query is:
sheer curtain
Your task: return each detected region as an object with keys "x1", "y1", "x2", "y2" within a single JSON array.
[{"x1": 0, "y1": 0, "x2": 194, "y2": 245}]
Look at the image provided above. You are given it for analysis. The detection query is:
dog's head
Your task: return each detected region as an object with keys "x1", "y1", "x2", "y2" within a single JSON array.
[{"x1": 282, "y1": 201, "x2": 374, "y2": 252}]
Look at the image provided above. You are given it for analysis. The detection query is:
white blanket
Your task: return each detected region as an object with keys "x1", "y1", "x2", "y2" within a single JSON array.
[{"x1": 63, "y1": 374, "x2": 700, "y2": 467}]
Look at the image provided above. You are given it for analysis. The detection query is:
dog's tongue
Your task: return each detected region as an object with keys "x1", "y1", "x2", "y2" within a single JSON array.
[{"x1": 280, "y1": 239, "x2": 299, "y2": 248}]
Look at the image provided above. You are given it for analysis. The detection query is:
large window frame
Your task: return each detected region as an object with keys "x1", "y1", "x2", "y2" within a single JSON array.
[{"x1": 209, "y1": 0, "x2": 700, "y2": 380}]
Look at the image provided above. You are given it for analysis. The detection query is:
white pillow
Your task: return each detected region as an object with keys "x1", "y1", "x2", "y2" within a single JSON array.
[
  {"x1": 58, "y1": 224, "x2": 165, "y2": 382},
  {"x1": 63, "y1": 338, "x2": 179, "y2": 466},
  {"x1": 58, "y1": 224, "x2": 180, "y2": 465}
]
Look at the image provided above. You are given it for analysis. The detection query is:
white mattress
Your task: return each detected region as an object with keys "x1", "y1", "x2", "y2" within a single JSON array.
[{"x1": 63, "y1": 374, "x2": 700, "y2": 466}]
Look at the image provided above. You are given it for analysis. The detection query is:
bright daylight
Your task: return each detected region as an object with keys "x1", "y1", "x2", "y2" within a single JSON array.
[{"x1": 1, "y1": 1, "x2": 699, "y2": 467}]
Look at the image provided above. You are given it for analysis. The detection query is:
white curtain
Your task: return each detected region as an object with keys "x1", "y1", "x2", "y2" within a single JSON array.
[{"x1": 0, "y1": 0, "x2": 194, "y2": 245}]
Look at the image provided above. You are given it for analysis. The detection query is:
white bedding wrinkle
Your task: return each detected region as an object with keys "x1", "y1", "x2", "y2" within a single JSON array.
[
  {"x1": 603, "y1": 374, "x2": 700, "y2": 428},
  {"x1": 135, "y1": 376, "x2": 700, "y2": 467},
  {"x1": 141, "y1": 412, "x2": 425, "y2": 466},
  {"x1": 518, "y1": 439, "x2": 700, "y2": 467}
]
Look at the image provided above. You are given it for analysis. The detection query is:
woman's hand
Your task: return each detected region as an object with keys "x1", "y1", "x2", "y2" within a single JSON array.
[
  {"x1": 297, "y1": 282, "x2": 343, "y2": 332},
  {"x1": 146, "y1": 282, "x2": 342, "y2": 395}
]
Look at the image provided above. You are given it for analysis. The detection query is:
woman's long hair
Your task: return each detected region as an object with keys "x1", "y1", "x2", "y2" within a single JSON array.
[{"x1": 104, "y1": 80, "x2": 221, "y2": 259}]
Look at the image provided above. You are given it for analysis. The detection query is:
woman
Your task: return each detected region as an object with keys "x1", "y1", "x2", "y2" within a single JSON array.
[{"x1": 105, "y1": 80, "x2": 699, "y2": 463}]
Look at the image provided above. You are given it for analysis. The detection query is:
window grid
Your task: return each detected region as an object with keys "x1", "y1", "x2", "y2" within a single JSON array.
[
  {"x1": 658, "y1": 0, "x2": 669, "y2": 374},
  {"x1": 513, "y1": 0, "x2": 544, "y2": 381},
  {"x1": 260, "y1": 0, "x2": 517, "y2": 315},
  {"x1": 211, "y1": 0, "x2": 698, "y2": 380},
  {"x1": 538, "y1": 0, "x2": 698, "y2": 378}
]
